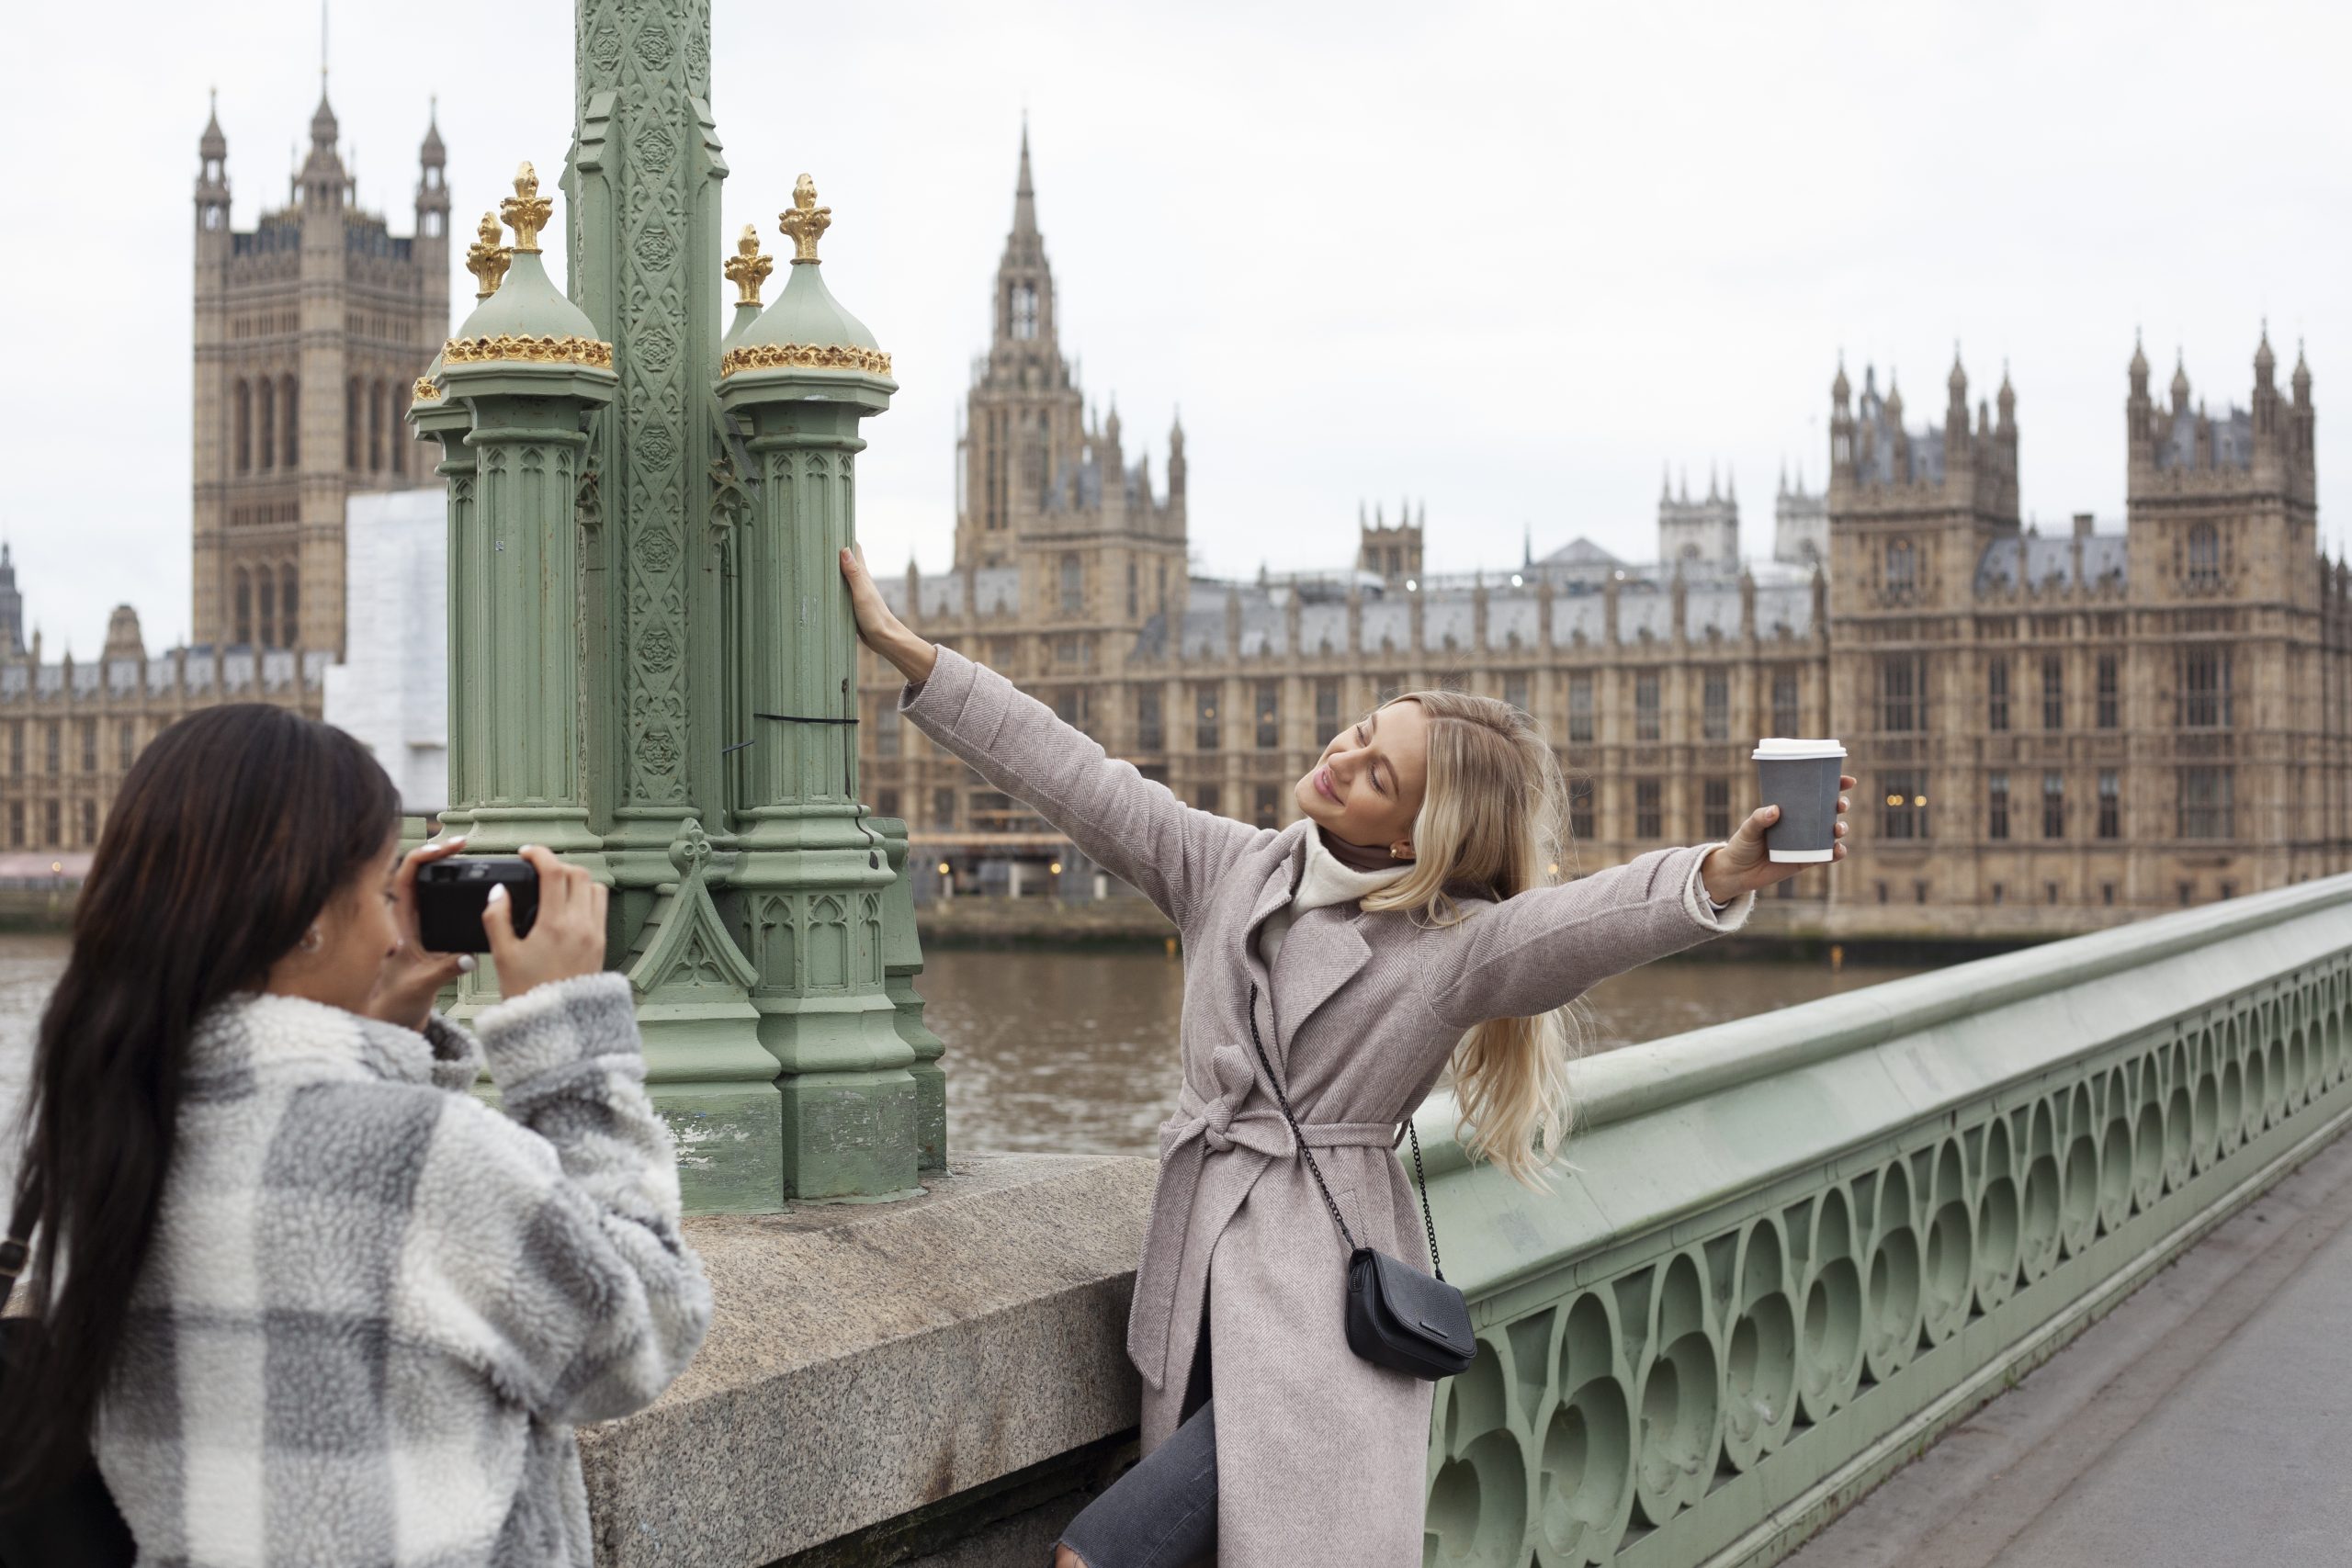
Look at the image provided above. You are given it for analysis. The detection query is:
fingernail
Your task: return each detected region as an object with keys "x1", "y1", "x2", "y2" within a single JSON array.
[
  {"x1": 486, "y1": 885, "x2": 509, "y2": 906},
  {"x1": 518, "y1": 844, "x2": 538, "y2": 854},
  {"x1": 457, "y1": 955, "x2": 477, "y2": 973}
]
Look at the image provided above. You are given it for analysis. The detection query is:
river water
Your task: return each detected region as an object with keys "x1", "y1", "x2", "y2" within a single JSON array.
[{"x1": 0, "y1": 934, "x2": 1918, "y2": 1166}]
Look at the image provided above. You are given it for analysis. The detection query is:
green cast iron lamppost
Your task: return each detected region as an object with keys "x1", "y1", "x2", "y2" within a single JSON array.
[{"x1": 411, "y1": 0, "x2": 942, "y2": 1213}]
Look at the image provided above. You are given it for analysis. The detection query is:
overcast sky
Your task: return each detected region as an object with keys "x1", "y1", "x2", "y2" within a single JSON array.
[{"x1": 6, "y1": 0, "x2": 2348, "y2": 652}]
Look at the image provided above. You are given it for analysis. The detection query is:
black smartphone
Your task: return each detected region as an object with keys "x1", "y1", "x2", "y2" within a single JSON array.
[{"x1": 414, "y1": 857, "x2": 540, "y2": 953}]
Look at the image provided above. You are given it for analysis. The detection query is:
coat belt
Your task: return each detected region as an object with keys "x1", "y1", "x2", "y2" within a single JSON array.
[{"x1": 1126, "y1": 1038, "x2": 1402, "y2": 1390}]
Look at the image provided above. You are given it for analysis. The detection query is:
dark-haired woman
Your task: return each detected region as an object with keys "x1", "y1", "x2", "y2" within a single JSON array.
[{"x1": 0, "y1": 704, "x2": 711, "y2": 1566}]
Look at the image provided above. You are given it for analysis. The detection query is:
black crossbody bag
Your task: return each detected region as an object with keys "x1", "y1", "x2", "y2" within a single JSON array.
[
  {"x1": 0, "y1": 1189, "x2": 138, "y2": 1568},
  {"x1": 1245, "y1": 982, "x2": 1476, "y2": 1380}
]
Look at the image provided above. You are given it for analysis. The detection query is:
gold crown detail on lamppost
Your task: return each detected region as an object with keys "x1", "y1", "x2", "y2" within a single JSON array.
[
  {"x1": 725, "y1": 224, "x2": 775, "y2": 306},
  {"x1": 501, "y1": 162, "x2": 554, "y2": 254},
  {"x1": 778, "y1": 174, "x2": 831, "y2": 265},
  {"x1": 465, "y1": 211, "x2": 513, "y2": 299}
]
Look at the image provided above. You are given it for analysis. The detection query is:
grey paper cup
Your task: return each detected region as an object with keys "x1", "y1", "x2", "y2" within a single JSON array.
[{"x1": 1753, "y1": 739, "x2": 1846, "y2": 863}]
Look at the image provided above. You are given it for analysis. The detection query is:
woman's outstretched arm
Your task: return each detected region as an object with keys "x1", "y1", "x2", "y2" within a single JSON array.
[
  {"x1": 842, "y1": 547, "x2": 1264, "y2": 930},
  {"x1": 1423, "y1": 792, "x2": 1851, "y2": 1027}
]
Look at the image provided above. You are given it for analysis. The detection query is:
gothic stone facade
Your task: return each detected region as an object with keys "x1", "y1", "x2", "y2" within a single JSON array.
[
  {"x1": 857, "y1": 142, "x2": 2352, "y2": 937},
  {"x1": 190, "y1": 88, "x2": 448, "y2": 657}
]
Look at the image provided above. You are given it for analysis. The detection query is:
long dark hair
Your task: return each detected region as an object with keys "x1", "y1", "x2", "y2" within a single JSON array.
[{"x1": 1, "y1": 704, "x2": 401, "y2": 1505}]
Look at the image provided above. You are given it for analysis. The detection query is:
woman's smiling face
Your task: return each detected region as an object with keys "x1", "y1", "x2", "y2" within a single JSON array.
[{"x1": 1292, "y1": 699, "x2": 1430, "y2": 856}]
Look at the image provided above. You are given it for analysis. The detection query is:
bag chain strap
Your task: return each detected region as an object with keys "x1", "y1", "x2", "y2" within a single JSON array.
[{"x1": 1245, "y1": 981, "x2": 1445, "y2": 1280}]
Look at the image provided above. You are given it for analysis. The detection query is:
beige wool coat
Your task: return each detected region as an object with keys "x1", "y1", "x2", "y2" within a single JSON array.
[{"x1": 902, "y1": 647, "x2": 1753, "y2": 1566}]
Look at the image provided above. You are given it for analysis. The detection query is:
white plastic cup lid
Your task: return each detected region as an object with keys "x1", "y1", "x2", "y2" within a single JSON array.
[{"x1": 1751, "y1": 738, "x2": 1846, "y2": 761}]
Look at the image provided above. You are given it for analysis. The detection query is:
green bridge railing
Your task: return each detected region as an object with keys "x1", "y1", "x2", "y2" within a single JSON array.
[{"x1": 1411, "y1": 872, "x2": 2352, "y2": 1568}]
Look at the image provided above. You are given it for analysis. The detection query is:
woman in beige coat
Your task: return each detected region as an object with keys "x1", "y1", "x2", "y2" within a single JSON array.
[{"x1": 842, "y1": 549, "x2": 1851, "y2": 1568}]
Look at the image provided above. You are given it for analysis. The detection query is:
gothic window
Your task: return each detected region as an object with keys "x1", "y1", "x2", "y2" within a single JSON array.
[
  {"x1": 6, "y1": 721, "x2": 18, "y2": 777},
  {"x1": 1194, "y1": 684, "x2": 1220, "y2": 751},
  {"x1": 1771, "y1": 668, "x2": 1799, "y2": 737},
  {"x1": 1503, "y1": 672, "x2": 1529, "y2": 714},
  {"x1": 6, "y1": 801, "x2": 18, "y2": 847},
  {"x1": 43, "y1": 721, "x2": 59, "y2": 776},
  {"x1": 1881, "y1": 772, "x2": 1926, "y2": 840},
  {"x1": 1315, "y1": 680, "x2": 1340, "y2": 736},
  {"x1": 392, "y1": 392, "x2": 407, "y2": 477},
  {"x1": 2098, "y1": 770, "x2": 2120, "y2": 839},
  {"x1": 370, "y1": 380, "x2": 388, "y2": 473},
  {"x1": 1254, "y1": 784, "x2": 1280, "y2": 829},
  {"x1": 1255, "y1": 682, "x2": 1279, "y2": 750},
  {"x1": 1197, "y1": 784, "x2": 1221, "y2": 817},
  {"x1": 1012, "y1": 280, "x2": 1039, "y2": 341},
  {"x1": 1703, "y1": 777, "x2": 1732, "y2": 839},
  {"x1": 118, "y1": 721, "x2": 134, "y2": 771},
  {"x1": 933, "y1": 787, "x2": 956, "y2": 829},
  {"x1": 1634, "y1": 671, "x2": 1660, "y2": 741},
  {"x1": 234, "y1": 380, "x2": 252, "y2": 473},
  {"x1": 280, "y1": 375, "x2": 299, "y2": 468},
  {"x1": 1568, "y1": 672, "x2": 1595, "y2": 744},
  {"x1": 257, "y1": 378, "x2": 276, "y2": 469},
  {"x1": 1880, "y1": 654, "x2": 1926, "y2": 733},
  {"x1": 1126, "y1": 562, "x2": 1138, "y2": 617},
  {"x1": 43, "y1": 800, "x2": 59, "y2": 848},
  {"x1": 2178, "y1": 766, "x2": 2233, "y2": 839},
  {"x1": 1568, "y1": 777, "x2": 1596, "y2": 843},
  {"x1": 80, "y1": 801, "x2": 96, "y2": 846},
  {"x1": 257, "y1": 570, "x2": 277, "y2": 649},
  {"x1": 1059, "y1": 553, "x2": 1083, "y2": 615},
  {"x1": 1987, "y1": 658, "x2": 2010, "y2": 731},
  {"x1": 1702, "y1": 670, "x2": 1728, "y2": 740},
  {"x1": 78, "y1": 720, "x2": 96, "y2": 773},
  {"x1": 234, "y1": 570, "x2": 253, "y2": 646},
  {"x1": 281, "y1": 567, "x2": 299, "y2": 646},
  {"x1": 2096, "y1": 652, "x2": 2120, "y2": 729},
  {"x1": 2041, "y1": 771, "x2": 2065, "y2": 839},
  {"x1": 874, "y1": 698, "x2": 900, "y2": 757},
  {"x1": 2187, "y1": 522, "x2": 2221, "y2": 586},
  {"x1": 1634, "y1": 778, "x2": 1662, "y2": 839},
  {"x1": 2041, "y1": 654, "x2": 2064, "y2": 730},
  {"x1": 2178, "y1": 649, "x2": 2232, "y2": 728},
  {"x1": 1136, "y1": 687, "x2": 1163, "y2": 750},
  {"x1": 346, "y1": 378, "x2": 363, "y2": 469},
  {"x1": 1987, "y1": 771, "x2": 2009, "y2": 840},
  {"x1": 1885, "y1": 537, "x2": 1917, "y2": 595}
]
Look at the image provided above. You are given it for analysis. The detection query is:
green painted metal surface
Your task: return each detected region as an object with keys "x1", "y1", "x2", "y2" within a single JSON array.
[
  {"x1": 407, "y1": 0, "x2": 930, "y2": 1211},
  {"x1": 1409, "y1": 874, "x2": 2352, "y2": 1567}
]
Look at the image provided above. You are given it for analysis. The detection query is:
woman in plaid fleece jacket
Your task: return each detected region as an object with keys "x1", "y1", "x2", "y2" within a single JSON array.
[{"x1": 2, "y1": 705, "x2": 712, "y2": 1565}]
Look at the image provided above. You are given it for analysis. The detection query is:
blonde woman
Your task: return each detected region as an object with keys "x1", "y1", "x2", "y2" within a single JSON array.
[{"x1": 842, "y1": 549, "x2": 1851, "y2": 1568}]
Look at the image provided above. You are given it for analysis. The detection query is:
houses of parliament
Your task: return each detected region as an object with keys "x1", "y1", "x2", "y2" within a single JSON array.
[
  {"x1": 1, "y1": 100, "x2": 2345, "y2": 938},
  {"x1": 0, "y1": 82, "x2": 444, "y2": 865},
  {"x1": 858, "y1": 141, "x2": 2352, "y2": 936}
]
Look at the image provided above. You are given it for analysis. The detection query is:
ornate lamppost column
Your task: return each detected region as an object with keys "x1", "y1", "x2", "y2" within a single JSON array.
[
  {"x1": 426, "y1": 166, "x2": 613, "y2": 860},
  {"x1": 716, "y1": 179, "x2": 918, "y2": 1201}
]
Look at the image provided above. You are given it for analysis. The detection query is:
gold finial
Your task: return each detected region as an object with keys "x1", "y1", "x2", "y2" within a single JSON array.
[
  {"x1": 724, "y1": 223, "x2": 774, "y2": 306},
  {"x1": 778, "y1": 174, "x2": 831, "y2": 265},
  {"x1": 464, "y1": 211, "x2": 513, "y2": 298},
  {"x1": 501, "y1": 161, "x2": 554, "y2": 254}
]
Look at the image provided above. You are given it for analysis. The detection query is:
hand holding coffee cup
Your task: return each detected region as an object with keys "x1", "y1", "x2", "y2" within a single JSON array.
[{"x1": 1698, "y1": 741, "x2": 1854, "y2": 904}]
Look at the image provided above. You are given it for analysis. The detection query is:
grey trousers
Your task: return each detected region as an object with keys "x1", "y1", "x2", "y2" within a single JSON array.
[{"x1": 1058, "y1": 1323, "x2": 1217, "y2": 1568}]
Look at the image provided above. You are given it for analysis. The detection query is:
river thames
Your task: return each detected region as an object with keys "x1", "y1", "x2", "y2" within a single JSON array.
[{"x1": 0, "y1": 933, "x2": 1918, "y2": 1167}]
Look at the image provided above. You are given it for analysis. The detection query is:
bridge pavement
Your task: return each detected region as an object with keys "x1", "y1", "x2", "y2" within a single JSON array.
[{"x1": 1787, "y1": 1115, "x2": 2352, "y2": 1568}]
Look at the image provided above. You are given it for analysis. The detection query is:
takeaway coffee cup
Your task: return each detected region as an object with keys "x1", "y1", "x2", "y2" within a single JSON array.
[{"x1": 1751, "y1": 739, "x2": 1847, "y2": 863}]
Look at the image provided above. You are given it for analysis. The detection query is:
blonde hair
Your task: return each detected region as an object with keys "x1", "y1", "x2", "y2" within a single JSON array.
[{"x1": 1359, "y1": 690, "x2": 1590, "y2": 1187}]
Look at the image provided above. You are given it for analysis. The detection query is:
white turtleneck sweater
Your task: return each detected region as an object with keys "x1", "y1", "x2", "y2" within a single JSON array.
[{"x1": 1257, "y1": 829, "x2": 1747, "y2": 974}]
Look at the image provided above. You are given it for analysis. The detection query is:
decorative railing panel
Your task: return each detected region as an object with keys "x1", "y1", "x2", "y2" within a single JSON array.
[{"x1": 1413, "y1": 874, "x2": 2352, "y2": 1568}]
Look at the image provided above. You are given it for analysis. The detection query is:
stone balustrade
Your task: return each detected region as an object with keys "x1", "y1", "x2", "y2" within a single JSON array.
[{"x1": 1409, "y1": 870, "x2": 2352, "y2": 1566}]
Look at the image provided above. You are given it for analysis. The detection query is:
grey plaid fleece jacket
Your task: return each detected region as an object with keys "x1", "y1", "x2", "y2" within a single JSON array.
[{"x1": 92, "y1": 974, "x2": 713, "y2": 1566}]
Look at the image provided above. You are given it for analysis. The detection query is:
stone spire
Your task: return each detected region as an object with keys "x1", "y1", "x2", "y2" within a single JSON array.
[
  {"x1": 2171, "y1": 351, "x2": 2191, "y2": 413},
  {"x1": 199, "y1": 89, "x2": 227, "y2": 162},
  {"x1": 1012, "y1": 118, "x2": 1037, "y2": 243}
]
